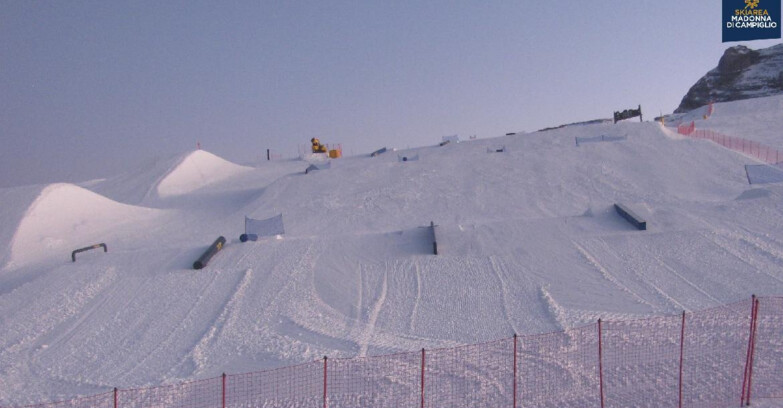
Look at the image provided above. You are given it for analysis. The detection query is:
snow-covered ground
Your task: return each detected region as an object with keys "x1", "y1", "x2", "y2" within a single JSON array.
[
  {"x1": 1, "y1": 95, "x2": 783, "y2": 406},
  {"x1": 666, "y1": 94, "x2": 783, "y2": 150}
]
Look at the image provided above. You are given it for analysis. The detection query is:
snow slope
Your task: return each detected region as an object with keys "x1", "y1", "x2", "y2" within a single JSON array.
[
  {"x1": 1, "y1": 97, "x2": 783, "y2": 405},
  {"x1": 666, "y1": 93, "x2": 783, "y2": 149},
  {"x1": 3, "y1": 183, "x2": 163, "y2": 267},
  {"x1": 154, "y1": 150, "x2": 254, "y2": 198}
]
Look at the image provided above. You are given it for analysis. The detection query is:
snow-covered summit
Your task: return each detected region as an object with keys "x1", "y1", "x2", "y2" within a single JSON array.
[{"x1": 676, "y1": 43, "x2": 783, "y2": 112}]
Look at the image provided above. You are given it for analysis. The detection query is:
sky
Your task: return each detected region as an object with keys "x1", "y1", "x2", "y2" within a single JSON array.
[{"x1": 1, "y1": 0, "x2": 781, "y2": 188}]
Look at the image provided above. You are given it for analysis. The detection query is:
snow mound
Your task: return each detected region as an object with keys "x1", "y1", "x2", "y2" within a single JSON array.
[
  {"x1": 85, "y1": 155, "x2": 190, "y2": 205},
  {"x1": 155, "y1": 150, "x2": 253, "y2": 198},
  {"x1": 9, "y1": 183, "x2": 162, "y2": 266},
  {"x1": 0, "y1": 185, "x2": 49, "y2": 266}
]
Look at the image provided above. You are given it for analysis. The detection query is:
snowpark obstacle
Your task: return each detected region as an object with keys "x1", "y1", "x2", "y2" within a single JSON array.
[
  {"x1": 266, "y1": 149, "x2": 283, "y2": 161},
  {"x1": 71, "y1": 243, "x2": 107, "y2": 262},
  {"x1": 305, "y1": 162, "x2": 331, "y2": 174},
  {"x1": 575, "y1": 135, "x2": 627, "y2": 146},
  {"x1": 487, "y1": 146, "x2": 506, "y2": 153},
  {"x1": 240, "y1": 214, "x2": 284, "y2": 242},
  {"x1": 745, "y1": 164, "x2": 783, "y2": 184},
  {"x1": 442, "y1": 135, "x2": 459, "y2": 144},
  {"x1": 193, "y1": 236, "x2": 226, "y2": 270},
  {"x1": 370, "y1": 147, "x2": 388, "y2": 157},
  {"x1": 398, "y1": 154, "x2": 419, "y2": 162},
  {"x1": 614, "y1": 203, "x2": 647, "y2": 230},
  {"x1": 613, "y1": 105, "x2": 642, "y2": 123},
  {"x1": 430, "y1": 221, "x2": 438, "y2": 255},
  {"x1": 239, "y1": 234, "x2": 258, "y2": 242}
]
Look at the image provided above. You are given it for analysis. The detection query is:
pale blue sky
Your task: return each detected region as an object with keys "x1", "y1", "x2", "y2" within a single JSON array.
[{"x1": 1, "y1": 1, "x2": 780, "y2": 187}]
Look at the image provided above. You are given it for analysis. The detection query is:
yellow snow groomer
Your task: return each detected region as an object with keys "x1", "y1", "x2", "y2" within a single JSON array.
[{"x1": 311, "y1": 138, "x2": 328, "y2": 154}]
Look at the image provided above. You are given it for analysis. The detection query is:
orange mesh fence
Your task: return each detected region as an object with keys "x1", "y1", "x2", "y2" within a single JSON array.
[
  {"x1": 676, "y1": 122, "x2": 783, "y2": 165},
  {"x1": 4, "y1": 296, "x2": 781, "y2": 408}
]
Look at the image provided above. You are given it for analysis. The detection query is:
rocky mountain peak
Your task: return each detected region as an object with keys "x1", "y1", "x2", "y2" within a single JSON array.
[
  {"x1": 675, "y1": 43, "x2": 783, "y2": 113},
  {"x1": 716, "y1": 45, "x2": 760, "y2": 73}
]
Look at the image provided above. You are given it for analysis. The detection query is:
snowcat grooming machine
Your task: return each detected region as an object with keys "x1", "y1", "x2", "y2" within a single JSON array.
[{"x1": 311, "y1": 138, "x2": 328, "y2": 154}]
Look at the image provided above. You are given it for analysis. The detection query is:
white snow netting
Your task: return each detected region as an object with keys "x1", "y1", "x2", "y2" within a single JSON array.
[
  {"x1": 245, "y1": 214, "x2": 285, "y2": 237},
  {"x1": 745, "y1": 164, "x2": 783, "y2": 184}
]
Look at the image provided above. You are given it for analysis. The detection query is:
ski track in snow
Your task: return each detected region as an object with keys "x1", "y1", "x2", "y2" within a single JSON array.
[
  {"x1": 706, "y1": 228, "x2": 783, "y2": 285},
  {"x1": 121, "y1": 268, "x2": 222, "y2": 382},
  {"x1": 13, "y1": 268, "x2": 116, "y2": 353},
  {"x1": 409, "y1": 262, "x2": 422, "y2": 333},
  {"x1": 258, "y1": 243, "x2": 317, "y2": 320},
  {"x1": 488, "y1": 255, "x2": 519, "y2": 336},
  {"x1": 700, "y1": 230, "x2": 775, "y2": 280},
  {"x1": 582, "y1": 233, "x2": 727, "y2": 312},
  {"x1": 572, "y1": 240, "x2": 652, "y2": 307},
  {"x1": 586, "y1": 237, "x2": 689, "y2": 312},
  {"x1": 178, "y1": 267, "x2": 253, "y2": 377},
  {"x1": 354, "y1": 262, "x2": 363, "y2": 329},
  {"x1": 650, "y1": 255, "x2": 720, "y2": 307},
  {"x1": 26, "y1": 268, "x2": 120, "y2": 386},
  {"x1": 358, "y1": 268, "x2": 387, "y2": 357}
]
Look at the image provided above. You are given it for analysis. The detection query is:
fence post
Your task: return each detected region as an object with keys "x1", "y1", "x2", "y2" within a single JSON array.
[
  {"x1": 323, "y1": 356, "x2": 328, "y2": 408},
  {"x1": 513, "y1": 334, "x2": 518, "y2": 408},
  {"x1": 746, "y1": 298, "x2": 760, "y2": 406},
  {"x1": 222, "y1": 373, "x2": 226, "y2": 408},
  {"x1": 421, "y1": 348, "x2": 426, "y2": 408},
  {"x1": 598, "y1": 319, "x2": 605, "y2": 408},
  {"x1": 113, "y1": 387, "x2": 118, "y2": 408},
  {"x1": 741, "y1": 295, "x2": 757, "y2": 406},
  {"x1": 678, "y1": 311, "x2": 686, "y2": 408}
]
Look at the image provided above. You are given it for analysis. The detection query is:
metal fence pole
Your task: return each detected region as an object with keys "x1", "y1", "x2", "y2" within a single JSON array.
[
  {"x1": 421, "y1": 348, "x2": 426, "y2": 408},
  {"x1": 598, "y1": 319, "x2": 605, "y2": 408},
  {"x1": 222, "y1": 373, "x2": 226, "y2": 408},
  {"x1": 678, "y1": 311, "x2": 686, "y2": 408},
  {"x1": 741, "y1": 295, "x2": 757, "y2": 405},
  {"x1": 746, "y1": 299, "x2": 760, "y2": 406},
  {"x1": 513, "y1": 334, "x2": 518, "y2": 408},
  {"x1": 323, "y1": 356, "x2": 328, "y2": 408}
]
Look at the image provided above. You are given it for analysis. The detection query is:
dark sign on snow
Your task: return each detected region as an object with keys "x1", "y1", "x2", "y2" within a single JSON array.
[{"x1": 614, "y1": 105, "x2": 642, "y2": 123}]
